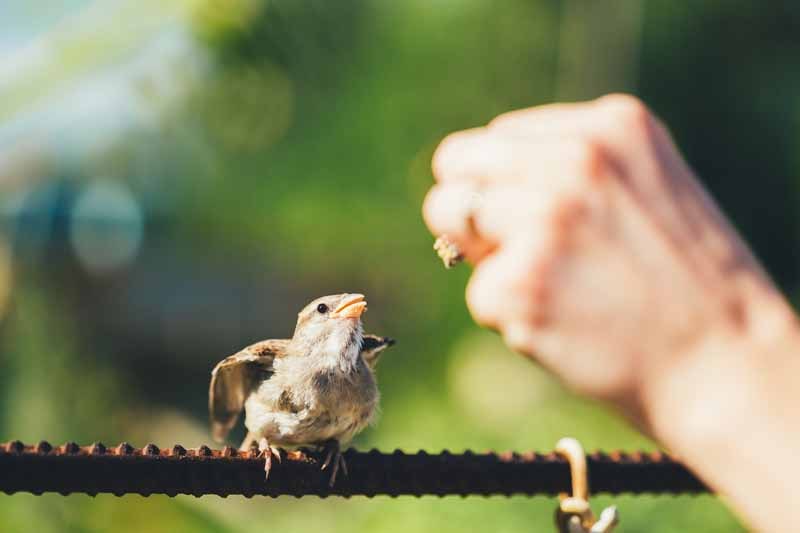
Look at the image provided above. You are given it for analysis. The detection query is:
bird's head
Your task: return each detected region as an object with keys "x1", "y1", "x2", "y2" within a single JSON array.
[{"x1": 290, "y1": 293, "x2": 367, "y2": 364}]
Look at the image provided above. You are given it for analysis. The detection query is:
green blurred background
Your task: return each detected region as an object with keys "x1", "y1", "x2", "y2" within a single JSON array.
[{"x1": 2, "y1": 1, "x2": 799, "y2": 531}]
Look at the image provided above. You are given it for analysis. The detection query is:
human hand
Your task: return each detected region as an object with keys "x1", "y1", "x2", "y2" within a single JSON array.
[{"x1": 423, "y1": 94, "x2": 792, "y2": 428}]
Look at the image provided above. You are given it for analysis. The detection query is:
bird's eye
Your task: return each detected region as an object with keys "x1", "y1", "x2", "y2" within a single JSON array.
[{"x1": 317, "y1": 303, "x2": 328, "y2": 313}]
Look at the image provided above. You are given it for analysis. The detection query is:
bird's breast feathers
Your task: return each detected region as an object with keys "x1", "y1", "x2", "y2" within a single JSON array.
[{"x1": 244, "y1": 355, "x2": 378, "y2": 445}]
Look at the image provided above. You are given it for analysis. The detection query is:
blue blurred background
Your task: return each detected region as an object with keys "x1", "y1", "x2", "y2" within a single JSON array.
[{"x1": 2, "y1": 1, "x2": 799, "y2": 531}]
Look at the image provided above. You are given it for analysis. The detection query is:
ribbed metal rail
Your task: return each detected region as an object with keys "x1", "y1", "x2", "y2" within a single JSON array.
[{"x1": 0, "y1": 441, "x2": 708, "y2": 497}]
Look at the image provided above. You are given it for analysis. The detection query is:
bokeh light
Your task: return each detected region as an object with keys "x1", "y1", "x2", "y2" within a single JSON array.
[{"x1": 69, "y1": 181, "x2": 144, "y2": 274}]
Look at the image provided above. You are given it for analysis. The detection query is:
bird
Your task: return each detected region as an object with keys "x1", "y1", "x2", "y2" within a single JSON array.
[{"x1": 208, "y1": 293, "x2": 395, "y2": 486}]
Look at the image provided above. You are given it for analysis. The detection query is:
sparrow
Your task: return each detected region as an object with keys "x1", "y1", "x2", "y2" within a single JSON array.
[{"x1": 209, "y1": 293, "x2": 395, "y2": 486}]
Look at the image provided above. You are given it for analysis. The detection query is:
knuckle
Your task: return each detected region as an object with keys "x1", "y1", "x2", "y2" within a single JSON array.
[
  {"x1": 424, "y1": 181, "x2": 486, "y2": 235},
  {"x1": 501, "y1": 322, "x2": 537, "y2": 355},
  {"x1": 421, "y1": 186, "x2": 444, "y2": 230},
  {"x1": 431, "y1": 129, "x2": 485, "y2": 179},
  {"x1": 597, "y1": 93, "x2": 652, "y2": 131},
  {"x1": 487, "y1": 109, "x2": 525, "y2": 131},
  {"x1": 465, "y1": 272, "x2": 499, "y2": 327},
  {"x1": 431, "y1": 134, "x2": 460, "y2": 178},
  {"x1": 567, "y1": 139, "x2": 608, "y2": 182}
]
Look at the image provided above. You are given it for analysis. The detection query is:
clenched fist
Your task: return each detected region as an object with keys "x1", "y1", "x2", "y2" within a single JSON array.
[{"x1": 423, "y1": 94, "x2": 793, "y2": 428}]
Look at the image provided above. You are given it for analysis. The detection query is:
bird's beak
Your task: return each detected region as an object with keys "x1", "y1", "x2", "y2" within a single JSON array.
[{"x1": 330, "y1": 294, "x2": 367, "y2": 318}]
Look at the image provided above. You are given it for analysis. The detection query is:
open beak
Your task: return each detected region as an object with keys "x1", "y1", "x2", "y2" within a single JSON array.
[{"x1": 330, "y1": 293, "x2": 367, "y2": 319}]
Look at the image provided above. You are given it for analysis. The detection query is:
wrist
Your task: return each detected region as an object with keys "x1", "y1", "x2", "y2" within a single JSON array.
[
  {"x1": 639, "y1": 291, "x2": 800, "y2": 530},
  {"x1": 642, "y1": 288, "x2": 799, "y2": 447}
]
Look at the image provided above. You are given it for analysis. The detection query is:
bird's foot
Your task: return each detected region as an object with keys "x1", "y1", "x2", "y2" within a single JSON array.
[
  {"x1": 320, "y1": 440, "x2": 348, "y2": 487},
  {"x1": 255, "y1": 438, "x2": 282, "y2": 480}
]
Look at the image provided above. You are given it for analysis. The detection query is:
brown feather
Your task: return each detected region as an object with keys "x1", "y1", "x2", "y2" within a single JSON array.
[{"x1": 208, "y1": 339, "x2": 290, "y2": 442}]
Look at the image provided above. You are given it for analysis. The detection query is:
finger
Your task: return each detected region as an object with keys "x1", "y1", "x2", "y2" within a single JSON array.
[
  {"x1": 425, "y1": 139, "x2": 608, "y2": 247},
  {"x1": 465, "y1": 234, "x2": 553, "y2": 329},
  {"x1": 432, "y1": 131, "x2": 612, "y2": 189},
  {"x1": 487, "y1": 100, "x2": 598, "y2": 137},
  {"x1": 423, "y1": 182, "x2": 548, "y2": 260},
  {"x1": 487, "y1": 94, "x2": 653, "y2": 142},
  {"x1": 423, "y1": 182, "x2": 480, "y2": 237},
  {"x1": 431, "y1": 128, "x2": 585, "y2": 184},
  {"x1": 431, "y1": 127, "x2": 499, "y2": 183},
  {"x1": 423, "y1": 183, "x2": 496, "y2": 262},
  {"x1": 472, "y1": 184, "x2": 558, "y2": 241}
]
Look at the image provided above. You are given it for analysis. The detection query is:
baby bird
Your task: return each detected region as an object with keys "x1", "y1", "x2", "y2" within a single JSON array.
[{"x1": 209, "y1": 293, "x2": 394, "y2": 486}]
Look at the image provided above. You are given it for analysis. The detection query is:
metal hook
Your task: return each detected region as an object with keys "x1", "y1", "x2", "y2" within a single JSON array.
[{"x1": 553, "y1": 438, "x2": 619, "y2": 533}]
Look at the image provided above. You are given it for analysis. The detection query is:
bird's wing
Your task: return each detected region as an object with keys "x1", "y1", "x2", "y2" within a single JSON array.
[
  {"x1": 209, "y1": 339, "x2": 291, "y2": 443},
  {"x1": 361, "y1": 335, "x2": 396, "y2": 369}
]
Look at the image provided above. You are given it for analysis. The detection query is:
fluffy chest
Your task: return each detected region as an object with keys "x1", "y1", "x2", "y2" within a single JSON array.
[{"x1": 245, "y1": 356, "x2": 379, "y2": 445}]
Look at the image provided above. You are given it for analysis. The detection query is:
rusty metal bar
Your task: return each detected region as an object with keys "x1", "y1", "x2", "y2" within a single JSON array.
[{"x1": 0, "y1": 441, "x2": 707, "y2": 497}]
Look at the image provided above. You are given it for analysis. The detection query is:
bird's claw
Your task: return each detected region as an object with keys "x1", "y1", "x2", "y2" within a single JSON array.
[
  {"x1": 320, "y1": 440, "x2": 347, "y2": 487},
  {"x1": 257, "y1": 438, "x2": 282, "y2": 480}
]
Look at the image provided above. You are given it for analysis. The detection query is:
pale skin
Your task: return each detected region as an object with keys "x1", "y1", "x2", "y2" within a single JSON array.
[{"x1": 423, "y1": 94, "x2": 800, "y2": 532}]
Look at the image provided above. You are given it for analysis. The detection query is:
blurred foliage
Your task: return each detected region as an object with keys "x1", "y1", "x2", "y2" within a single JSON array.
[{"x1": 4, "y1": 0, "x2": 800, "y2": 531}]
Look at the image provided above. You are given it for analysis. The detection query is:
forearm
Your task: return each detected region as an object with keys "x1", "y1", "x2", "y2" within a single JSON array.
[{"x1": 643, "y1": 293, "x2": 800, "y2": 532}]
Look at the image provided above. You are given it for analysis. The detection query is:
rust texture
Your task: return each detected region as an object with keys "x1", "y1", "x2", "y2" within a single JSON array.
[{"x1": 0, "y1": 441, "x2": 708, "y2": 498}]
